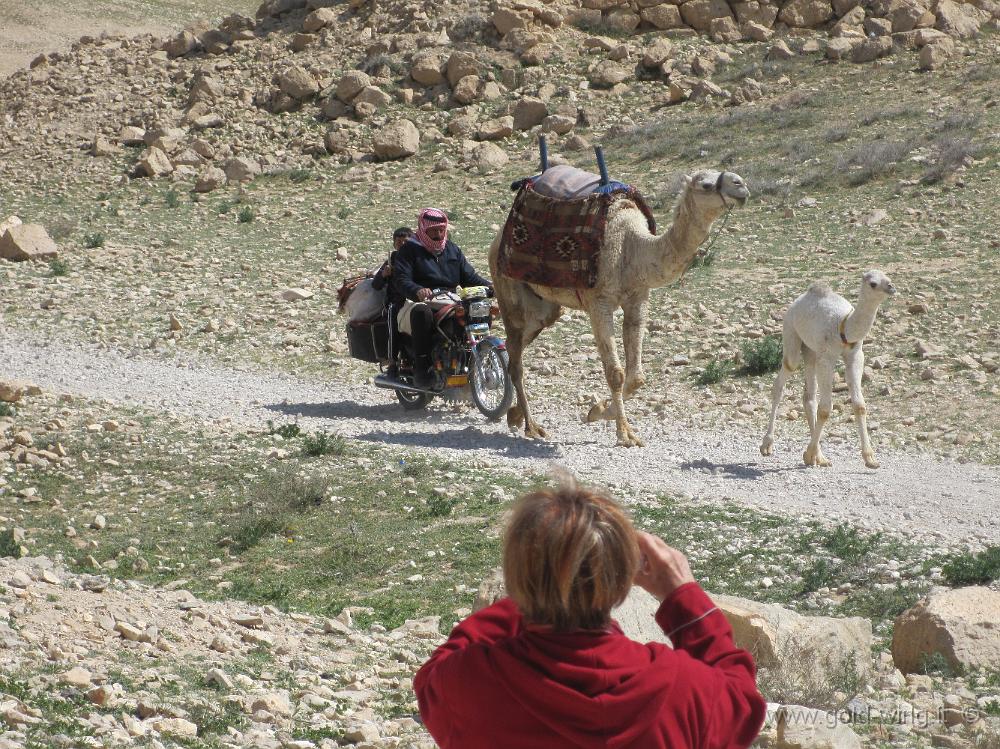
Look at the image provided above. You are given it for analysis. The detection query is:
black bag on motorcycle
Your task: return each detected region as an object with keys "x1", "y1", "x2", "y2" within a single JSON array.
[{"x1": 346, "y1": 317, "x2": 390, "y2": 363}]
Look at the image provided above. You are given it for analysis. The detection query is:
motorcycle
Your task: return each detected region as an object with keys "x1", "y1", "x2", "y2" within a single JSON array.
[{"x1": 345, "y1": 285, "x2": 514, "y2": 420}]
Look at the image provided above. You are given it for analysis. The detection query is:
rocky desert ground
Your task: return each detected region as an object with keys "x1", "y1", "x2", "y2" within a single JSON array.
[{"x1": 1, "y1": 0, "x2": 999, "y2": 746}]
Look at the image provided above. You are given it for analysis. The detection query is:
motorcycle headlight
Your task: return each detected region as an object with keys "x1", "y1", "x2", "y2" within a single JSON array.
[{"x1": 468, "y1": 299, "x2": 491, "y2": 319}]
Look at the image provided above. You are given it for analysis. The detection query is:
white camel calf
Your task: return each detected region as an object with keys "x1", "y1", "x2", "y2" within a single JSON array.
[{"x1": 760, "y1": 269, "x2": 896, "y2": 469}]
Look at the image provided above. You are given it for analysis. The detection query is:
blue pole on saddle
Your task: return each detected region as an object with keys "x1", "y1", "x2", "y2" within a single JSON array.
[
  {"x1": 539, "y1": 135, "x2": 549, "y2": 172},
  {"x1": 595, "y1": 145, "x2": 609, "y2": 185}
]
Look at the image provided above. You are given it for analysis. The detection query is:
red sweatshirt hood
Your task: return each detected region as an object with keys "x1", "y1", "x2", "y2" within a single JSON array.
[{"x1": 485, "y1": 622, "x2": 679, "y2": 747}]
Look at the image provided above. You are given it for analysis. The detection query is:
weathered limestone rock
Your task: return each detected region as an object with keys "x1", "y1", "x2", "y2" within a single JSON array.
[
  {"x1": 513, "y1": 97, "x2": 548, "y2": 130},
  {"x1": 892, "y1": 587, "x2": 1000, "y2": 674},
  {"x1": 469, "y1": 142, "x2": 509, "y2": 171},
  {"x1": 452, "y1": 75, "x2": 482, "y2": 104},
  {"x1": 373, "y1": 119, "x2": 420, "y2": 160},
  {"x1": 195, "y1": 167, "x2": 227, "y2": 193},
  {"x1": 681, "y1": 0, "x2": 735, "y2": 32},
  {"x1": 302, "y1": 6, "x2": 337, "y2": 32},
  {"x1": 337, "y1": 70, "x2": 370, "y2": 102},
  {"x1": 774, "y1": 704, "x2": 863, "y2": 748},
  {"x1": 779, "y1": 0, "x2": 835, "y2": 27},
  {"x1": 641, "y1": 4, "x2": 685, "y2": 29},
  {"x1": 278, "y1": 65, "x2": 319, "y2": 99},
  {"x1": 410, "y1": 51, "x2": 445, "y2": 86},
  {"x1": 137, "y1": 147, "x2": 174, "y2": 178},
  {"x1": 919, "y1": 39, "x2": 954, "y2": 68},
  {"x1": 712, "y1": 594, "x2": 873, "y2": 685},
  {"x1": 935, "y1": 0, "x2": 984, "y2": 36},
  {"x1": 224, "y1": 157, "x2": 262, "y2": 182},
  {"x1": 0, "y1": 224, "x2": 59, "y2": 262},
  {"x1": 477, "y1": 116, "x2": 515, "y2": 141},
  {"x1": 446, "y1": 51, "x2": 481, "y2": 87}
]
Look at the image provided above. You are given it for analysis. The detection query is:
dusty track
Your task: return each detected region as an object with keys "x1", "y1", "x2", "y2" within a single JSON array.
[{"x1": 2, "y1": 330, "x2": 997, "y2": 545}]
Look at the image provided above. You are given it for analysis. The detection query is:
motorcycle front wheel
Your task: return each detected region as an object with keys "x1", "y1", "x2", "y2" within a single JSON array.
[
  {"x1": 470, "y1": 342, "x2": 514, "y2": 421},
  {"x1": 395, "y1": 388, "x2": 431, "y2": 410}
]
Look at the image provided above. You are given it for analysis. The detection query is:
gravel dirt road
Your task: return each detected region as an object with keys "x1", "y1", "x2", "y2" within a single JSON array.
[{"x1": 2, "y1": 330, "x2": 997, "y2": 545}]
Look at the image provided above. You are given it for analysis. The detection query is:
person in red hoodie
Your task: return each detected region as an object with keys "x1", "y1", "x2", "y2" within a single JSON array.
[{"x1": 414, "y1": 478, "x2": 766, "y2": 749}]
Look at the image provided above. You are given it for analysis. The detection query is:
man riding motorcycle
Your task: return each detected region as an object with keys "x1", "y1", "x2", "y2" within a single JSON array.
[{"x1": 391, "y1": 208, "x2": 492, "y2": 388}]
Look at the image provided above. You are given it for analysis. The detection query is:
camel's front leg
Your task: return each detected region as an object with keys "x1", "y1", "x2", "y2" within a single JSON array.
[
  {"x1": 803, "y1": 359, "x2": 834, "y2": 467},
  {"x1": 622, "y1": 295, "x2": 649, "y2": 400},
  {"x1": 845, "y1": 347, "x2": 878, "y2": 468},
  {"x1": 590, "y1": 304, "x2": 642, "y2": 447}
]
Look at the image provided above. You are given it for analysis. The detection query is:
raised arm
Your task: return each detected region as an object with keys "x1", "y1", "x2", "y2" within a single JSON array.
[{"x1": 635, "y1": 532, "x2": 766, "y2": 749}]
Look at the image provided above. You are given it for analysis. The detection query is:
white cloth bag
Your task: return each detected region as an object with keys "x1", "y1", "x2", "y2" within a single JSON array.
[{"x1": 344, "y1": 278, "x2": 386, "y2": 322}]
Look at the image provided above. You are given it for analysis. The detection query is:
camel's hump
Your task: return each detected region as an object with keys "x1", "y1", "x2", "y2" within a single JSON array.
[{"x1": 806, "y1": 281, "x2": 835, "y2": 296}]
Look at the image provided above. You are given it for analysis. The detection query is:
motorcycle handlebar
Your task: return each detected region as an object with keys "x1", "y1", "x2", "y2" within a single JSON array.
[{"x1": 428, "y1": 286, "x2": 495, "y2": 298}]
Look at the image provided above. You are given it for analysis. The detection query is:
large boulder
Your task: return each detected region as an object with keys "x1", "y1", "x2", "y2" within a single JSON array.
[
  {"x1": 446, "y1": 51, "x2": 481, "y2": 87},
  {"x1": 0, "y1": 223, "x2": 58, "y2": 262},
  {"x1": 373, "y1": 120, "x2": 420, "y2": 160},
  {"x1": 778, "y1": 0, "x2": 835, "y2": 27},
  {"x1": 137, "y1": 147, "x2": 174, "y2": 177},
  {"x1": 772, "y1": 704, "x2": 863, "y2": 748},
  {"x1": 195, "y1": 167, "x2": 227, "y2": 193},
  {"x1": 223, "y1": 157, "x2": 262, "y2": 182},
  {"x1": 410, "y1": 51, "x2": 445, "y2": 86},
  {"x1": 680, "y1": 0, "x2": 735, "y2": 31},
  {"x1": 302, "y1": 6, "x2": 337, "y2": 32},
  {"x1": 469, "y1": 142, "x2": 509, "y2": 171},
  {"x1": 278, "y1": 65, "x2": 319, "y2": 99},
  {"x1": 892, "y1": 587, "x2": 1000, "y2": 674},
  {"x1": 712, "y1": 594, "x2": 873, "y2": 687},
  {"x1": 935, "y1": 0, "x2": 985, "y2": 36},
  {"x1": 513, "y1": 97, "x2": 548, "y2": 130},
  {"x1": 642, "y1": 4, "x2": 685, "y2": 29},
  {"x1": 336, "y1": 70, "x2": 370, "y2": 103}
]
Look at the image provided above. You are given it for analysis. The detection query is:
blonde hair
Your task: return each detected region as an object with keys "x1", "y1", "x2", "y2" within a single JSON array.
[{"x1": 503, "y1": 478, "x2": 640, "y2": 632}]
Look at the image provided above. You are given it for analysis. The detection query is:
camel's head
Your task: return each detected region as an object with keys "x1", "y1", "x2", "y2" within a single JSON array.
[
  {"x1": 862, "y1": 269, "x2": 896, "y2": 298},
  {"x1": 685, "y1": 170, "x2": 750, "y2": 210}
]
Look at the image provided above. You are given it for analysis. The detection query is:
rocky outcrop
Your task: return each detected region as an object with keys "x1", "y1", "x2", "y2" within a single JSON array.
[
  {"x1": 0, "y1": 223, "x2": 59, "y2": 262},
  {"x1": 892, "y1": 586, "x2": 1000, "y2": 674}
]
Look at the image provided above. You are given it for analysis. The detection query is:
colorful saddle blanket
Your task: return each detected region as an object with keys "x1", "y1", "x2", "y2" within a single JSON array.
[{"x1": 497, "y1": 174, "x2": 656, "y2": 289}]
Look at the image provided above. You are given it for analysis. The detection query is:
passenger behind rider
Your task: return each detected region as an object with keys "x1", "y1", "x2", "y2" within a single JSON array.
[
  {"x1": 371, "y1": 226, "x2": 414, "y2": 293},
  {"x1": 373, "y1": 227, "x2": 413, "y2": 380},
  {"x1": 391, "y1": 208, "x2": 492, "y2": 388}
]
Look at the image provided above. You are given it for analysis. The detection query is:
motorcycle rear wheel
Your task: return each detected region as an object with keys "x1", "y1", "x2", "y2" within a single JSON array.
[
  {"x1": 470, "y1": 342, "x2": 514, "y2": 421},
  {"x1": 395, "y1": 388, "x2": 431, "y2": 410}
]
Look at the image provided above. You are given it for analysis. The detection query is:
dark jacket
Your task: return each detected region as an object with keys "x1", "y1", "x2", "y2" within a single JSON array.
[
  {"x1": 415, "y1": 584, "x2": 766, "y2": 749},
  {"x1": 390, "y1": 238, "x2": 490, "y2": 304}
]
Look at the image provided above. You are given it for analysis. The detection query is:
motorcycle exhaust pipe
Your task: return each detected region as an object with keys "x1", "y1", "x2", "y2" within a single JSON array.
[{"x1": 374, "y1": 373, "x2": 433, "y2": 394}]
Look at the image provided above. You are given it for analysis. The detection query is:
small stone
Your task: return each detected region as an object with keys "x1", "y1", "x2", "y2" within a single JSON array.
[
  {"x1": 60, "y1": 667, "x2": 93, "y2": 688},
  {"x1": 280, "y1": 288, "x2": 313, "y2": 302},
  {"x1": 8, "y1": 571, "x2": 31, "y2": 589},
  {"x1": 92, "y1": 514, "x2": 107, "y2": 530}
]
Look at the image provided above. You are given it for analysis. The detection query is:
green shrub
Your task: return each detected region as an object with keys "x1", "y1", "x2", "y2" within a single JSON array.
[
  {"x1": 0, "y1": 529, "x2": 26, "y2": 558},
  {"x1": 49, "y1": 258, "x2": 70, "y2": 276},
  {"x1": 921, "y1": 137, "x2": 982, "y2": 185},
  {"x1": 83, "y1": 232, "x2": 104, "y2": 249},
  {"x1": 237, "y1": 205, "x2": 255, "y2": 224},
  {"x1": 165, "y1": 189, "x2": 180, "y2": 208},
  {"x1": 696, "y1": 360, "x2": 730, "y2": 386},
  {"x1": 336, "y1": 205, "x2": 351, "y2": 220},
  {"x1": 266, "y1": 420, "x2": 301, "y2": 439},
  {"x1": 0, "y1": 403, "x2": 14, "y2": 417},
  {"x1": 426, "y1": 493, "x2": 458, "y2": 518},
  {"x1": 288, "y1": 169, "x2": 312, "y2": 184},
  {"x1": 836, "y1": 138, "x2": 913, "y2": 186},
  {"x1": 942, "y1": 546, "x2": 1000, "y2": 586},
  {"x1": 301, "y1": 431, "x2": 347, "y2": 458},
  {"x1": 741, "y1": 335, "x2": 783, "y2": 376}
]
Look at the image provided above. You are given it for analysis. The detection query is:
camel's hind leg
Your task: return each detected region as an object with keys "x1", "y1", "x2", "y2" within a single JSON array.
[
  {"x1": 845, "y1": 347, "x2": 878, "y2": 469},
  {"x1": 590, "y1": 302, "x2": 642, "y2": 447},
  {"x1": 498, "y1": 284, "x2": 561, "y2": 440},
  {"x1": 761, "y1": 326, "x2": 803, "y2": 456},
  {"x1": 803, "y1": 358, "x2": 834, "y2": 467}
]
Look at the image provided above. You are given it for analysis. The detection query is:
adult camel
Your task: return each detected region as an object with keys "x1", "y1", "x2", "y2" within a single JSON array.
[{"x1": 488, "y1": 169, "x2": 749, "y2": 447}]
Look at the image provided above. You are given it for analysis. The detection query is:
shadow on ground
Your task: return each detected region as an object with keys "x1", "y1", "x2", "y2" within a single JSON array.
[
  {"x1": 679, "y1": 458, "x2": 806, "y2": 480},
  {"x1": 356, "y1": 427, "x2": 563, "y2": 457}
]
